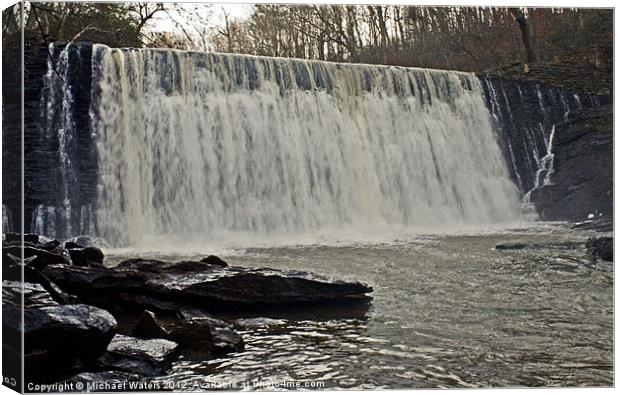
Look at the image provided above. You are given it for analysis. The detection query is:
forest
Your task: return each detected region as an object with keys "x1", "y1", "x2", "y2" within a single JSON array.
[{"x1": 2, "y1": 2, "x2": 613, "y2": 72}]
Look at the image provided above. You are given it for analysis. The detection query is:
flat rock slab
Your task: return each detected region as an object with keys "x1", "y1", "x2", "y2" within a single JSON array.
[
  {"x1": 41, "y1": 259, "x2": 373, "y2": 312},
  {"x1": 97, "y1": 335, "x2": 178, "y2": 376}
]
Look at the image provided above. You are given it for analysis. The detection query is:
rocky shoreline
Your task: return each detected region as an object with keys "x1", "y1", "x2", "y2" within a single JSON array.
[{"x1": 2, "y1": 233, "x2": 373, "y2": 387}]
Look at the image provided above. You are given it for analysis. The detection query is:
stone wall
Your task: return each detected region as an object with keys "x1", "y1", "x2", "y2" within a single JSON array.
[
  {"x1": 480, "y1": 73, "x2": 613, "y2": 222},
  {"x1": 2, "y1": 42, "x2": 96, "y2": 238},
  {"x1": 530, "y1": 105, "x2": 613, "y2": 220}
]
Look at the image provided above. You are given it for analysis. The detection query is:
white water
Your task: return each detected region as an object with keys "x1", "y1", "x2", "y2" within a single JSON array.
[{"x1": 90, "y1": 45, "x2": 521, "y2": 247}]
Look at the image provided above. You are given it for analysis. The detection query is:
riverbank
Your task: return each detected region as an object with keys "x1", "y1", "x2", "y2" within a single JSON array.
[{"x1": 2, "y1": 233, "x2": 372, "y2": 387}]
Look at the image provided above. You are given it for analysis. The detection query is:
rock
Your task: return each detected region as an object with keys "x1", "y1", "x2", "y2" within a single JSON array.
[
  {"x1": 65, "y1": 235, "x2": 111, "y2": 250},
  {"x1": 41, "y1": 260, "x2": 373, "y2": 313},
  {"x1": 572, "y1": 218, "x2": 613, "y2": 232},
  {"x1": 3, "y1": 233, "x2": 63, "y2": 253},
  {"x1": 235, "y1": 317, "x2": 288, "y2": 329},
  {"x1": 211, "y1": 327, "x2": 244, "y2": 355},
  {"x1": 529, "y1": 105, "x2": 613, "y2": 221},
  {"x1": 495, "y1": 242, "x2": 529, "y2": 250},
  {"x1": 4, "y1": 232, "x2": 40, "y2": 245},
  {"x1": 2, "y1": 299, "x2": 117, "y2": 382},
  {"x1": 3, "y1": 280, "x2": 60, "y2": 309},
  {"x1": 3, "y1": 245, "x2": 70, "y2": 269},
  {"x1": 97, "y1": 335, "x2": 178, "y2": 376},
  {"x1": 4, "y1": 276, "x2": 115, "y2": 383},
  {"x1": 3, "y1": 264, "x2": 79, "y2": 305},
  {"x1": 132, "y1": 310, "x2": 170, "y2": 340},
  {"x1": 67, "y1": 246, "x2": 105, "y2": 267},
  {"x1": 64, "y1": 241, "x2": 84, "y2": 249},
  {"x1": 200, "y1": 255, "x2": 228, "y2": 267},
  {"x1": 132, "y1": 310, "x2": 243, "y2": 354},
  {"x1": 586, "y1": 236, "x2": 613, "y2": 262}
]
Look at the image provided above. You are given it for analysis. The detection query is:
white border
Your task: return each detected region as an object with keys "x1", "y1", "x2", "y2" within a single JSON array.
[{"x1": 0, "y1": 1, "x2": 617, "y2": 395}]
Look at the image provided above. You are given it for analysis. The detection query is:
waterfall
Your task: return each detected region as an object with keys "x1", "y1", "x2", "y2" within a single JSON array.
[
  {"x1": 31, "y1": 43, "x2": 96, "y2": 240},
  {"x1": 88, "y1": 45, "x2": 521, "y2": 247}
]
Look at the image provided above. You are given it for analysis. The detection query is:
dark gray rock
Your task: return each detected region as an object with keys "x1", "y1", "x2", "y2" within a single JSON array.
[
  {"x1": 3, "y1": 245, "x2": 70, "y2": 269},
  {"x1": 132, "y1": 310, "x2": 244, "y2": 355},
  {"x1": 529, "y1": 105, "x2": 613, "y2": 221},
  {"x1": 495, "y1": 242, "x2": 529, "y2": 250},
  {"x1": 65, "y1": 236, "x2": 110, "y2": 250},
  {"x1": 586, "y1": 236, "x2": 613, "y2": 262},
  {"x1": 3, "y1": 299, "x2": 117, "y2": 382},
  {"x1": 200, "y1": 255, "x2": 228, "y2": 267},
  {"x1": 4, "y1": 275, "x2": 116, "y2": 383},
  {"x1": 131, "y1": 310, "x2": 170, "y2": 340},
  {"x1": 40, "y1": 260, "x2": 373, "y2": 313},
  {"x1": 67, "y1": 246, "x2": 105, "y2": 267},
  {"x1": 96, "y1": 335, "x2": 178, "y2": 376},
  {"x1": 572, "y1": 218, "x2": 613, "y2": 232},
  {"x1": 211, "y1": 327, "x2": 244, "y2": 355},
  {"x1": 3, "y1": 233, "x2": 62, "y2": 253},
  {"x1": 3, "y1": 280, "x2": 59, "y2": 309}
]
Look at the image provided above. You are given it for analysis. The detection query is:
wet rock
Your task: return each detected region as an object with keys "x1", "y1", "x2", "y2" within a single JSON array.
[
  {"x1": 4, "y1": 232, "x2": 42, "y2": 245},
  {"x1": 4, "y1": 277, "x2": 115, "y2": 382},
  {"x1": 65, "y1": 236, "x2": 110, "y2": 250},
  {"x1": 3, "y1": 233, "x2": 63, "y2": 253},
  {"x1": 572, "y1": 218, "x2": 613, "y2": 232},
  {"x1": 3, "y1": 245, "x2": 70, "y2": 269},
  {"x1": 200, "y1": 255, "x2": 228, "y2": 267},
  {"x1": 495, "y1": 242, "x2": 529, "y2": 250},
  {"x1": 2, "y1": 295, "x2": 117, "y2": 382},
  {"x1": 132, "y1": 310, "x2": 243, "y2": 354},
  {"x1": 67, "y1": 246, "x2": 105, "y2": 267},
  {"x1": 530, "y1": 105, "x2": 613, "y2": 221},
  {"x1": 235, "y1": 317, "x2": 288, "y2": 329},
  {"x1": 586, "y1": 236, "x2": 613, "y2": 262},
  {"x1": 132, "y1": 310, "x2": 170, "y2": 340},
  {"x1": 41, "y1": 260, "x2": 373, "y2": 312},
  {"x1": 211, "y1": 327, "x2": 244, "y2": 355},
  {"x1": 97, "y1": 335, "x2": 178, "y2": 376},
  {"x1": 3, "y1": 280, "x2": 59, "y2": 309}
]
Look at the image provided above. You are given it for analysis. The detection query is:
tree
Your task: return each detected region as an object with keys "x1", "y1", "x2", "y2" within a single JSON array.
[{"x1": 510, "y1": 8, "x2": 537, "y2": 63}]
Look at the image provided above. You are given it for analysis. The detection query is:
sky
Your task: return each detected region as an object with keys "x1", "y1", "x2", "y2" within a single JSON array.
[{"x1": 149, "y1": 2, "x2": 254, "y2": 32}]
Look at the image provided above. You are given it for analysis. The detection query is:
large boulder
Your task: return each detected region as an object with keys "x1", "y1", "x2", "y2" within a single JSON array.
[
  {"x1": 40, "y1": 258, "x2": 373, "y2": 313},
  {"x1": 67, "y1": 246, "x2": 105, "y2": 267},
  {"x1": 131, "y1": 310, "x2": 244, "y2": 355},
  {"x1": 3, "y1": 279, "x2": 117, "y2": 382},
  {"x1": 586, "y1": 236, "x2": 613, "y2": 262},
  {"x1": 96, "y1": 335, "x2": 178, "y2": 376},
  {"x1": 530, "y1": 105, "x2": 613, "y2": 221},
  {"x1": 200, "y1": 255, "x2": 228, "y2": 267}
]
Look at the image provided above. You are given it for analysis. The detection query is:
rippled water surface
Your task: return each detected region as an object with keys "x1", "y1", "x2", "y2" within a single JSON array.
[{"x1": 112, "y1": 224, "x2": 613, "y2": 389}]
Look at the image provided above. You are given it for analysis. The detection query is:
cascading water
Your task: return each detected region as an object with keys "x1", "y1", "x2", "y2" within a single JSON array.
[
  {"x1": 2, "y1": 204, "x2": 12, "y2": 234},
  {"x1": 480, "y1": 77, "x2": 600, "y2": 202},
  {"x1": 30, "y1": 43, "x2": 96, "y2": 240},
  {"x1": 89, "y1": 45, "x2": 521, "y2": 247}
]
